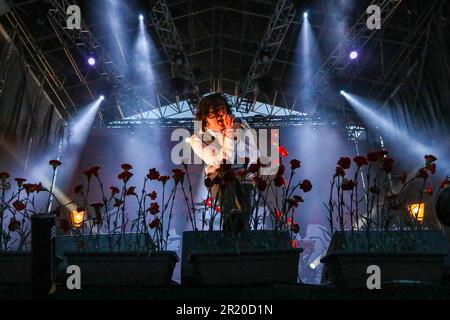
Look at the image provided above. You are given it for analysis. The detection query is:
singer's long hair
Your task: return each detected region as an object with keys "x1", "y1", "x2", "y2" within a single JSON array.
[{"x1": 195, "y1": 93, "x2": 233, "y2": 132}]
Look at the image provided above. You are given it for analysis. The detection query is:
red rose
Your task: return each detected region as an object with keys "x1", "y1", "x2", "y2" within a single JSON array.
[
  {"x1": 417, "y1": 168, "x2": 428, "y2": 180},
  {"x1": 23, "y1": 183, "x2": 43, "y2": 194},
  {"x1": 118, "y1": 171, "x2": 133, "y2": 182},
  {"x1": 274, "y1": 175, "x2": 286, "y2": 187},
  {"x1": 148, "y1": 191, "x2": 157, "y2": 200},
  {"x1": 341, "y1": 179, "x2": 355, "y2": 191},
  {"x1": 149, "y1": 202, "x2": 160, "y2": 215},
  {"x1": 276, "y1": 165, "x2": 285, "y2": 177},
  {"x1": 14, "y1": 178, "x2": 26, "y2": 187},
  {"x1": 381, "y1": 157, "x2": 395, "y2": 173},
  {"x1": 49, "y1": 159, "x2": 62, "y2": 169},
  {"x1": 89, "y1": 166, "x2": 101, "y2": 177},
  {"x1": 291, "y1": 223, "x2": 300, "y2": 234},
  {"x1": 149, "y1": 218, "x2": 160, "y2": 229},
  {"x1": 114, "y1": 198, "x2": 124, "y2": 207},
  {"x1": 74, "y1": 184, "x2": 83, "y2": 194},
  {"x1": 335, "y1": 167, "x2": 345, "y2": 177},
  {"x1": 353, "y1": 156, "x2": 368, "y2": 167},
  {"x1": 147, "y1": 168, "x2": 160, "y2": 180},
  {"x1": 300, "y1": 180, "x2": 313, "y2": 193},
  {"x1": 83, "y1": 169, "x2": 92, "y2": 179},
  {"x1": 121, "y1": 163, "x2": 133, "y2": 171},
  {"x1": 255, "y1": 177, "x2": 268, "y2": 191},
  {"x1": 0, "y1": 172, "x2": 10, "y2": 180},
  {"x1": 290, "y1": 159, "x2": 301, "y2": 170},
  {"x1": 425, "y1": 155, "x2": 437, "y2": 163},
  {"x1": 110, "y1": 186, "x2": 120, "y2": 195},
  {"x1": 279, "y1": 146, "x2": 288, "y2": 158},
  {"x1": 425, "y1": 186, "x2": 433, "y2": 196},
  {"x1": 158, "y1": 175, "x2": 170, "y2": 184},
  {"x1": 12, "y1": 200, "x2": 26, "y2": 211},
  {"x1": 8, "y1": 218, "x2": 21, "y2": 232},
  {"x1": 172, "y1": 169, "x2": 185, "y2": 184},
  {"x1": 247, "y1": 163, "x2": 261, "y2": 174},
  {"x1": 337, "y1": 157, "x2": 351, "y2": 169},
  {"x1": 126, "y1": 186, "x2": 136, "y2": 196},
  {"x1": 292, "y1": 240, "x2": 299, "y2": 249}
]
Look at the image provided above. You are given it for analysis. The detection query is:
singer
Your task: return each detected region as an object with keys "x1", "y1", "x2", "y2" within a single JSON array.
[{"x1": 190, "y1": 93, "x2": 259, "y2": 232}]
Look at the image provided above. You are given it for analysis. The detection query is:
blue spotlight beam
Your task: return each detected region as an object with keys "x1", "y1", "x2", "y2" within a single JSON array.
[
  {"x1": 239, "y1": 0, "x2": 296, "y2": 113},
  {"x1": 47, "y1": 0, "x2": 153, "y2": 119},
  {"x1": 149, "y1": 0, "x2": 199, "y2": 114},
  {"x1": 290, "y1": 0, "x2": 403, "y2": 112}
]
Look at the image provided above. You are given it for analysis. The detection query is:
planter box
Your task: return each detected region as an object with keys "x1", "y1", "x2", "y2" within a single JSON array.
[
  {"x1": 321, "y1": 230, "x2": 448, "y2": 287},
  {"x1": 0, "y1": 252, "x2": 32, "y2": 285},
  {"x1": 65, "y1": 251, "x2": 179, "y2": 287},
  {"x1": 182, "y1": 230, "x2": 302, "y2": 286}
]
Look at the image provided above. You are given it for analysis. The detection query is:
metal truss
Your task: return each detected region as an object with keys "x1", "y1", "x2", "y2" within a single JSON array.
[
  {"x1": 148, "y1": 0, "x2": 199, "y2": 114},
  {"x1": 238, "y1": 0, "x2": 296, "y2": 113},
  {"x1": 103, "y1": 113, "x2": 363, "y2": 130},
  {"x1": 2, "y1": 9, "x2": 73, "y2": 119},
  {"x1": 290, "y1": 0, "x2": 403, "y2": 112},
  {"x1": 46, "y1": 0, "x2": 153, "y2": 119}
]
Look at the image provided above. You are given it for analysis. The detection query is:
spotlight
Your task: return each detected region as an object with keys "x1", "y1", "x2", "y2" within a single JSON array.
[
  {"x1": 88, "y1": 57, "x2": 96, "y2": 66},
  {"x1": 340, "y1": 90, "x2": 345, "y2": 95},
  {"x1": 303, "y1": 12, "x2": 308, "y2": 19},
  {"x1": 139, "y1": 14, "x2": 144, "y2": 22},
  {"x1": 173, "y1": 52, "x2": 185, "y2": 66},
  {"x1": 259, "y1": 48, "x2": 271, "y2": 64},
  {"x1": 309, "y1": 263, "x2": 316, "y2": 270},
  {"x1": 99, "y1": 95, "x2": 105, "y2": 101},
  {"x1": 350, "y1": 51, "x2": 358, "y2": 60}
]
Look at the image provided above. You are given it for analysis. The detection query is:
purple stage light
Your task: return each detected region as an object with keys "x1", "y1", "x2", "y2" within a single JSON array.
[
  {"x1": 88, "y1": 57, "x2": 96, "y2": 66},
  {"x1": 350, "y1": 51, "x2": 358, "y2": 60}
]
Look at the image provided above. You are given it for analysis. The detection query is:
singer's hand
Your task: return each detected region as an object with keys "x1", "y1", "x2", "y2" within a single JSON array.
[{"x1": 223, "y1": 114, "x2": 235, "y2": 130}]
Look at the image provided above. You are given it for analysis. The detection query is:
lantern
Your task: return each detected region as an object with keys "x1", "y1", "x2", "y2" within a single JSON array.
[
  {"x1": 71, "y1": 209, "x2": 85, "y2": 228},
  {"x1": 408, "y1": 203, "x2": 425, "y2": 222}
]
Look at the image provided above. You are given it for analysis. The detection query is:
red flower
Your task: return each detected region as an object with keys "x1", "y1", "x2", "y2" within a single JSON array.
[
  {"x1": 158, "y1": 175, "x2": 170, "y2": 184},
  {"x1": 23, "y1": 183, "x2": 43, "y2": 194},
  {"x1": 288, "y1": 195, "x2": 304, "y2": 208},
  {"x1": 0, "y1": 172, "x2": 10, "y2": 180},
  {"x1": 90, "y1": 203, "x2": 104, "y2": 224},
  {"x1": 89, "y1": 166, "x2": 101, "y2": 177},
  {"x1": 276, "y1": 210, "x2": 282, "y2": 219},
  {"x1": 121, "y1": 163, "x2": 133, "y2": 171},
  {"x1": 126, "y1": 186, "x2": 136, "y2": 196},
  {"x1": 83, "y1": 169, "x2": 92, "y2": 179},
  {"x1": 110, "y1": 186, "x2": 120, "y2": 195},
  {"x1": 353, "y1": 156, "x2": 368, "y2": 167},
  {"x1": 276, "y1": 165, "x2": 285, "y2": 177},
  {"x1": 8, "y1": 218, "x2": 21, "y2": 232},
  {"x1": 147, "y1": 168, "x2": 160, "y2": 180},
  {"x1": 290, "y1": 159, "x2": 301, "y2": 170},
  {"x1": 341, "y1": 179, "x2": 355, "y2": 191},
  {"x1": 417, "y1": 168, "x2": 428, "y2": 180},
  {"x1": 425, "y1": 155, "x2": 437, "y2": 163},
  {"x1": 74, "y1": 184, "x2": 83, "y2": 194},
  {"x1": 149, "y1": 218, "x2": 160, "y2": 229},
  {"x1": 12, "y1": 200, "x2": 26, "y2": 211},
  {"x1": 337, "y1": 157, "x2": 351, "y2": 169},
  {"x1": 14, "y1": 178, "x2": 26, "y2": 187},
  {"x1": 172, "y1": 169, "x2": 185, "y2": 184},
  {"x1": 274, "y1": 175, "x2": 286, "y2": 187},
  {"x1": 425, "y1": 186, "x2": 433, "y2": 196},
  {"x1": 369, "y1": 186, "x2": 380, "y2": 194},
  {"x1": 118, "y1": 171, "x2": 133, "y2": 182},
  {"x1": 113, "y1": 198, "x2": 124, "y2": 207},
  {"x1": 292, "y1": 240, "x2": 299, "y2": 249},
  {"x1": 148, "y1": 191, "x2": 158, "y2": 200},
  {"x1": 149, "y1": 202, "x2": 160, "y2": 215},
  {"x1": 291, "y1": 223, "x2": 300, "y2": 234},
  {"x1": 279, "y1": 146, "x2": 288, "y2": 158},
  {"x1": 335, "y1": 167, "x2": 345, "y2": 177},
  {"x1": 381, "y1": 157, "x2": 395, "y2": 173},
  {"x1": 204, "y1": 177, "x2": 214, "y2": 189},
  {"x1": 300, "y1": 180, "x2": 313, "y2": 193},
  {"x1": 49, "y1": 159, "x2": 62, "y2": 169}
]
